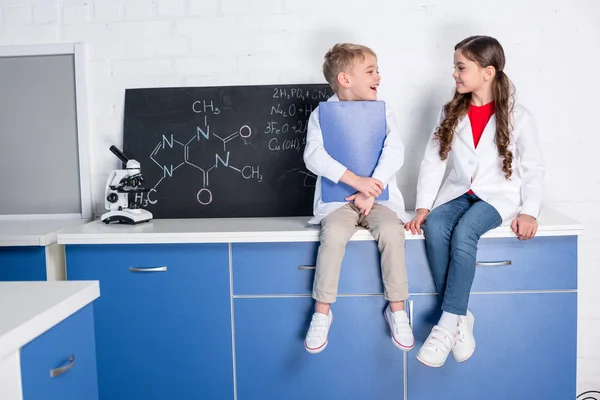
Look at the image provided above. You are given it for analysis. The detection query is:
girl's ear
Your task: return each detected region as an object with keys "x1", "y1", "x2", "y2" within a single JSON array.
[
  {"x1": 484, "y1": 66, "x2": 496, "y2": 82},
  {"x1": 337, "y1": 71, "x2": 351, "y2": 88}
]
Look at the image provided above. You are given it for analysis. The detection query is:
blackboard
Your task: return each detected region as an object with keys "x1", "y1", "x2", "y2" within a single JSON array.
[{"x1": 123, "y1": 84, "x2": 334, "y2": 219}]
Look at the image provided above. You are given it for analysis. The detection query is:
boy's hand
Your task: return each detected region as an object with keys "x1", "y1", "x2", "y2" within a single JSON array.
[
  {"x1": 346, "y1": 192, "x2": 375, "y2": 216},
  {"x1": 404, "y1": 208, "x2": 429, "y2": 235},
  {"x1": 511, "y1": 214, "x2": 538, "y2": 240},
  {"x1": 352, "y1": 177, "x2": 383, "y2": 198},
  {"x1": 339, "y1": 170, "x2": 383, "y2": 198}
]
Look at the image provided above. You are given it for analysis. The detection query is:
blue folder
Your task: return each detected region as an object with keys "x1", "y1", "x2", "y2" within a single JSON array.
[{"x1": 319, "y1": 101, "x2": 389, "y2": 203}]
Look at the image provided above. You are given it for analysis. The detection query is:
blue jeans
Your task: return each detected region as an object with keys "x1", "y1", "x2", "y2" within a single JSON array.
[{"x1": 422, "y1": 193, "x2": 502, "y2": 315}]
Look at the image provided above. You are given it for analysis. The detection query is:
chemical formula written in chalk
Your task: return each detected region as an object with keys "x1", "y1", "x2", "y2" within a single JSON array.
[{"x1": 136, "y1": 101, "x2": 263, "y2": 207}]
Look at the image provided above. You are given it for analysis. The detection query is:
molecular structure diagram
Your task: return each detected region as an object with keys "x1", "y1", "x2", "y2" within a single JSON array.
[{"x1": 145, "y1": 110, "x2": 262, "y2": 207}]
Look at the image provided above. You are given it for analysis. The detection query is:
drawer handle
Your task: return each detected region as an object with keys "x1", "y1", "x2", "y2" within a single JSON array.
[
  {"x1": 50, "y1": 355, "x2": 75, "y2": 378},
  {"x1": 476, "y1": 260, "x2": 512, "y2": 267},
  {"x1": 129, "y1": 266, "x2": 167, "y2": 272},
  {"x1": 298, "y1": 265, "x2": 316, "y2": 270}
]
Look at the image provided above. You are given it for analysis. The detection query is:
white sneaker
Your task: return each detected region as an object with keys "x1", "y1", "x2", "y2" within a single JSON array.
[
  {"x1": 416, "y1": 325, "x2": 456, "y2": 368},
  {"x1": 304, "y1": 311, "x2": 333, "y2": 354},
  {"x1": 453, "y1": 310, "x2": 476, "y2": 362},
  {"x1": 384, "y1": 306, "x2": 415, "y2": 351}
]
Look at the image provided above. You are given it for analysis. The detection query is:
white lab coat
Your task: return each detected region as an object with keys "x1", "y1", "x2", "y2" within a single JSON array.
[
  {"x1": 303, "y1": 94, "x2": 409, "y2": 224},
  {"x1": 415, "y1": 103, "x2": 545, "y2": 223}
]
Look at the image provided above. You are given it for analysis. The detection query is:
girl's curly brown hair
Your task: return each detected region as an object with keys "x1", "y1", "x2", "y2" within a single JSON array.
[{"x1": 435, "y1": 35, "x2": 515, "y2": 179}]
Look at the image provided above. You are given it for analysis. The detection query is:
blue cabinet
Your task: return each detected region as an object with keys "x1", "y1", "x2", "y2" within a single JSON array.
[
  {"x1": 407, "y1": 293, "x2": 577, "y2": 399},
  {"x1": 20, "y1": 303, "x2": 98, "y2": 400},
  {"x1": 0, "y1": 246, "x2": 47, "y2": 280},
  {"x1": 233, "y1": 241, "x2": 405, "y2": 400},
  {"x1": 232, "y1": 235, "x2": 578, "y2": 400},
  {"x1": 65, "y1": 243, "x2": 234, "y2": 400},
  {"x1": 234, "y1": 296, "x2": 404, "y2": 400},
  {"x1": 61, "y1": 227, "x2": 578, "y2": 400}
]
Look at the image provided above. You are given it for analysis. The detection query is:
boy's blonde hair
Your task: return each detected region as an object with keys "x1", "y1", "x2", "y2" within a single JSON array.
[{"x1": 322, "y1": 43, "x2": 377, "y2": 91}]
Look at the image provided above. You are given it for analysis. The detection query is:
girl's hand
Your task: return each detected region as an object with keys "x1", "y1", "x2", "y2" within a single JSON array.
[
  {"x1": 511, "y1": 214, "x2": 538, "y2": 240},
  {"x1": 404, "y1": 208, "x2": 430, "y2": 235}
]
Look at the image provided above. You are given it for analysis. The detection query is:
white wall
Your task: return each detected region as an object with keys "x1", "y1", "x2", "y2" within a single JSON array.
[{"x1": 1, "y1": 0, "x2": 598, "y2": 392}]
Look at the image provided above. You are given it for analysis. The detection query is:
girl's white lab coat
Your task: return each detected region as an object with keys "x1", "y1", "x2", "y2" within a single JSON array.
[
  {"x1": 304, "y1": 94, "x2": 410, "y2": 224},
  {"x1": 416, "y1": 104, "x2": 545, "y2": 223}
]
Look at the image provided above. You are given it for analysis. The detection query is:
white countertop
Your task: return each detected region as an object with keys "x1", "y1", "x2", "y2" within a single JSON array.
[
  {"x1": 0, "y1": 218, "x2": 90, "y2": 246},
  {"x1": 0, "y1": 281, "x2": 99, "y2": 360},
  {"x1": 56, "y1": 208, "x2": 583, "y2": 245}
]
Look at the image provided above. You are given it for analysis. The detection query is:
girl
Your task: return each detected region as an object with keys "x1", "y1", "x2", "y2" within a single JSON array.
[{"x1": 405, "y1": 35, "x2": 544, "y2": 368}]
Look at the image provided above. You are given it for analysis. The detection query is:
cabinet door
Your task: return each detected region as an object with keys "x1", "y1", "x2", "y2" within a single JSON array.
[
  {"x1": 234, "y1": 296, "x2": 404, "y2": 400},
  {"x1": 407, "y1": 293, "x2": 576, "y2": 399},
  {"x1": 20, "y1": 304, "x2": 98, "y2": 400},
  {"x1": 0, "y1": 246, "x2": 46, "y2": 280},
  {"x1": 66, "y1": 244, "x2": 233, "y2": 400}
]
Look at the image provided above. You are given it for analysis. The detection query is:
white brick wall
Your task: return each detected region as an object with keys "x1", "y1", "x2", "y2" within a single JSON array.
[
  {"x1": 91, "y1": 1, "x2": 123, "y2": 22},
  {"x1": 0, "y1": 0, "x2": 598, "y2": 392},
  {"x1": 188, "y1": 0, "x2": 219, "y2": 17},
  {"x1": 32, "y1": 4, "x2": 57, "y2": 25},
  {"x1": 123, "y1": 0, "x2": 157, "y2": 21}
]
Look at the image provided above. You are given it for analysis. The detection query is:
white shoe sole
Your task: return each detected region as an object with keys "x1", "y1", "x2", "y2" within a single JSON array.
[
  {"x1": 453, "y1": 344, "x2": 476, "y2": 363},
  {"x1": 305, "y1": 339, "x2": 328, "y2": 354},
  {"x1": 416, "y1": 352, "x2": 446, "y2": 368},
  {"x1": 384, "y1": 309, "x2": 415, "y2": 351}
]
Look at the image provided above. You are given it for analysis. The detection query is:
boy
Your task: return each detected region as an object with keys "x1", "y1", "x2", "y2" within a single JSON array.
[{"x1": 303, "y1": 43, "x2": 414, "y2": 354}]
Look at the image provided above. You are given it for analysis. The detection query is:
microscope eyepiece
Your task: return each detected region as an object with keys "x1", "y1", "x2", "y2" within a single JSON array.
[{"x1": 109, "y1": 145, "x2": 129, "y2": 164}]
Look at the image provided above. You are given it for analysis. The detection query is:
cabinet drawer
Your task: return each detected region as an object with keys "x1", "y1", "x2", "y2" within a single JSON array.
[
  {"x1": 66, "y1": 243, "x2": 228, "y2": 275},
  {"x1": 232, "y1": 241, "x2": 384, "y2": 296},
  {"x1": 408, "y1": 236, "x2": 578, "y2": 293},
  {"x1": 20, "y1": 304, "x2": 98, "y2": 400}
]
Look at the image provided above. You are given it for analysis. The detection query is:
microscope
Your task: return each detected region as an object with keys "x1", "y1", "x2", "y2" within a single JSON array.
[{"x1": 101, "y1": 145, "x2": 153, "y2": 224}]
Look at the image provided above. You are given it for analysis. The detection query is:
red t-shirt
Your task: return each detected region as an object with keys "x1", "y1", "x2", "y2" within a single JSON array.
[{"x1": 467, "y1": 101, "x2": 494, "y2": 194}]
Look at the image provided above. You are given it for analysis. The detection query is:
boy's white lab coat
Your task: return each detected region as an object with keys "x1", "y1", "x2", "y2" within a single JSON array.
[
  {"x1": 304, "y1": 94, "x2": 409, "y2": 224},
  {"x1": 416, "y1": 104, "x2": 545, "y2": 223}
]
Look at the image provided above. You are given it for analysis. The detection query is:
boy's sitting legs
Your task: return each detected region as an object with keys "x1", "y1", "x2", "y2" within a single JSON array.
[
  {"x1": 305, "y1": 205, "x2": 358, "y2": 354},
  {"x1": 305, "y1": 204, "x2": 414, "y2": 353},
  {"x1": 362, "y1": 204, "x2": 414, "y2": 351}
]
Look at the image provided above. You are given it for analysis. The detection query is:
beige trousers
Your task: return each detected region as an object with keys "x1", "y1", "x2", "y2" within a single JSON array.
[{"x1": 312, "y1": 203, "x2": 408, "y2": 303}]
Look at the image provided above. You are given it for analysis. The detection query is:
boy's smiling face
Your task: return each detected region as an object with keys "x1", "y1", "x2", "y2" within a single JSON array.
[{"x1": 337, "y1": 53, "x2": 380, "y2": 101}]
